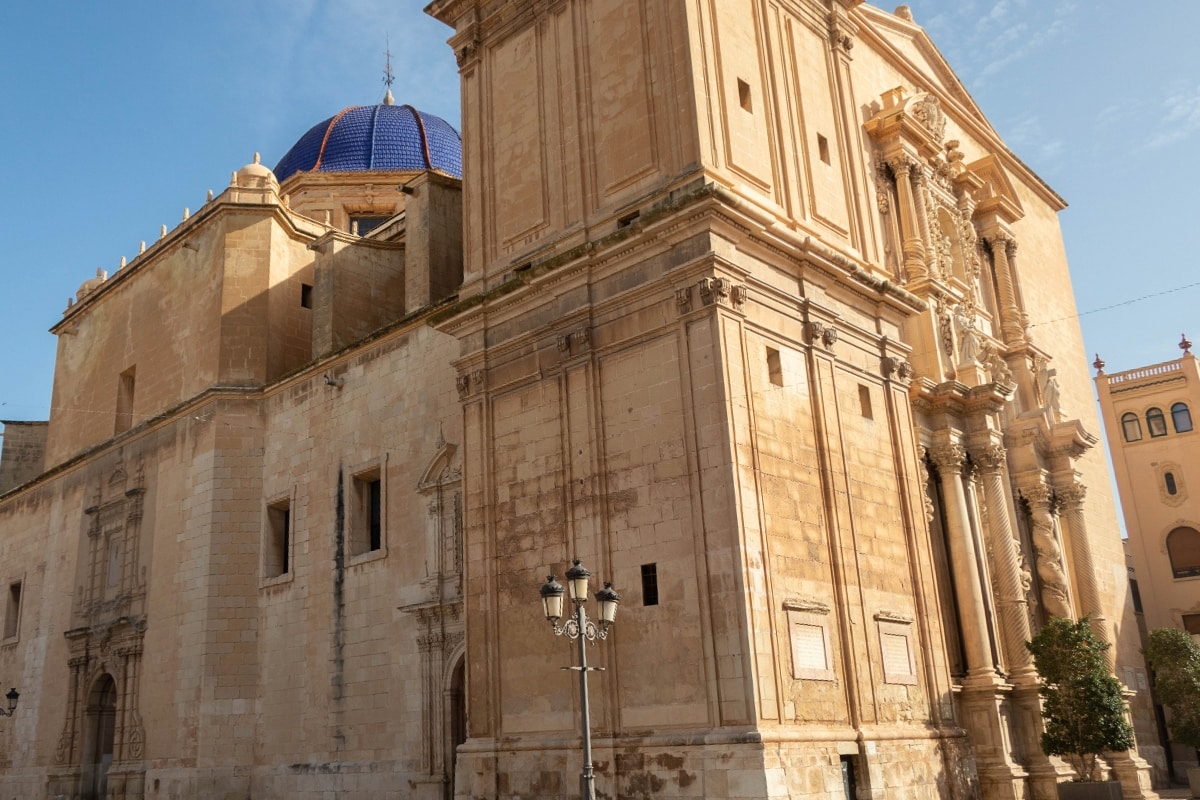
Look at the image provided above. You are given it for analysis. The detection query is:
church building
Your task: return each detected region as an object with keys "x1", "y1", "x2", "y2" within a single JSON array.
[{"x1": 0, "y1": 2, "x2": 1162, "y2": 799}]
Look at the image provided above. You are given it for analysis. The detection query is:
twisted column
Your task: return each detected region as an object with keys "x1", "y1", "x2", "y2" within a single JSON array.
[
  {"x1": 889, "y1": 157, "x2": 928, "y2": 281},
  {"x1": 913, "y1": 165, "x2": 937, "y2": 278},
  {"x1": 929, "y1": 442, "x2": 996, "y2": 681},
  {"x1": 983, "y1": 232, "x2": 1024, "y2": 346},
  {"x1": 972, "y1": 444, "x2": 1036, "y2": 682}
]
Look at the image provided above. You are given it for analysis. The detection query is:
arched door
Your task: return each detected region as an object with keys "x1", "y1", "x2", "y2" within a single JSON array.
[{"x1": 82, "y1": 674, "x2": 117, "y2": 799}]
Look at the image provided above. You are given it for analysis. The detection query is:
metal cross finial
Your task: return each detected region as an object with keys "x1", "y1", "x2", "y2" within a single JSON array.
[{"x1": 383, "y1": 38, "x2": 395, "y2": 90}]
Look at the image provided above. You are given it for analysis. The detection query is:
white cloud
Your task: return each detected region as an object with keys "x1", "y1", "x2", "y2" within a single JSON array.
[{"x1": 1144, "y1": 84, "x2": 1200, "y2": 149}]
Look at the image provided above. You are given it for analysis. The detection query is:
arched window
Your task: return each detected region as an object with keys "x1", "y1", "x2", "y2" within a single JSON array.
[
  {"x1": 1172, "y1": 402, "x2": 1193, "y2": 433},
  {"x1": 1167, "y1": 526, "x2": 1200, "y2": 578},
  {"x1": 1147, "y1": 407, "x2": 1168, "y2": 437},
  {"x1": 1166, "y1": 472, "x2": 1178, "y2": 495},
  {"x1": 1122, "y1": 413, "x2": 1142, "y2": 442}
]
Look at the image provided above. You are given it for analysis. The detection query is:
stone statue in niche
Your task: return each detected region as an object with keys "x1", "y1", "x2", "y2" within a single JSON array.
[
  {"x1": 938, "y1": 234, "x2": 955, "y2": 278},
  {"x1": 954, "y1": 303, "x2": 980, "y2": 364},
  {"x1": 1028, "y1": 498, "x2": 1072, "y2": 619},
  {"x1": 1036, "y1": 359, "x2": 1063, "y2": 419}
]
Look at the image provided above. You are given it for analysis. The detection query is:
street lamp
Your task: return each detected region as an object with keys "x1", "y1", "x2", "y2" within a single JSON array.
[
  {"x1": 0, "y1": 688, "x2": 18, "y2": 717},
  {"x1": 539, "y1": 560, "x2": 620, "y2": 800}
]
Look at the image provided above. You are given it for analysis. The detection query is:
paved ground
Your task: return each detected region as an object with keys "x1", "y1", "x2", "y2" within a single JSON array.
[{"x1": 1156, "y1": 788, "x2": 1194, "y2": 799}]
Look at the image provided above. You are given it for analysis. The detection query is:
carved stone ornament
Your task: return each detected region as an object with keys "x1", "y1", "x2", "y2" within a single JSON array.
[
  {"x1": 698, "y1": 277, "x2": 731, "y2": 306},
  {"x1": 1022, "y1": 484, "x2": 1073, "y2": 619},
  {"x1": 569, "y1": 328, "x2": 591, "y2": 352},
  {"x1": 729, "y1": 284, "x2": 748, "y2": 310},
  {"x1": 971, "y1": 443, "x2": 1006, "y2": 472},
  {"x1": 1056, "y1": 482, "x2": 1086, "y2": 509},
  {"x1": 455, "y1": 375, "x2": 471, "y2": 399},
  {"x1": 675, "y1": 286, "x2": 692, "y2": 314},
  {"x1": 822, "y1": 327, "x2": 839, "y2": 349},
  {"x1": 911, "y1": 94, "x2": 947, "y2": 144},
  {"x1": 556, "y1": 335, "x2": 571, "y2": 354},
  {"x1": 937, "y1": 303, "x2": 954, "y2": 357},
  {"x1": 928, "y1": 442, "x2": 967, "y2": 474},
  {"x1": 883, "y1": 356, "x2": 914, "y2": 383},
  {"x1": 806, "y1": 321, "x2": 825, "y2": 345}
]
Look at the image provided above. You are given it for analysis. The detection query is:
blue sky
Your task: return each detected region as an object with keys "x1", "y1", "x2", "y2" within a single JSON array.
[{"x1": 1, "y1": 1, "x2": 1198, "y2": 423}]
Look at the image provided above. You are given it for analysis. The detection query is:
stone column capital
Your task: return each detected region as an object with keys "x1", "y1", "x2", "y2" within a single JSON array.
[
  {"x1": 971, "y1": 443, "x2": 1007, "y2": 472},
  {"x1": 1056, "y1": 482, "x2": 1087, "y2": 509},
  {"x1": 929, "y1": 442, "x2": 967, "y2": 473},
  {"x1": 1020, "y1": 483, "x2": 1053, "y2": 509}
]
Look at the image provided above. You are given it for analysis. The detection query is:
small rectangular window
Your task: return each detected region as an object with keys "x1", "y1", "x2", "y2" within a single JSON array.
[
  {"x1": 767, "y1": 348, "x2": 783, "y2": 387},
  {"x1": 738, "y1": 79, "x2": 752, "y2": 112},
  {"x1": 350, "y1": 468, "x2": 384, "y2": 556},
  {"x1": 265, "y1": 499, "x2": 292, "y2": 578},
  {"x1": 817, "y1": 134, "x2": 830, "y2": 165},
  {"x1": 301, "y1": 283, "x2": 313, "y2": 309},
  {"x1": 641, "y1": 563, "x2": 659, "y2": 606},
  {"x1": 1129, "y1": 579, "x2": 1143, "y2": 613},
  {"x1": 349, "y1": 215, "x2": 389, "y2": 236},
  {"x1": 4, "y1": 582, "x2": 21, "y2": 640},
  {"x1": 115, "y1": 366, "x2": 136, "y2": 434},
  {"x1": 858, "y1": 385, "x2": 873, "y2": 419}
]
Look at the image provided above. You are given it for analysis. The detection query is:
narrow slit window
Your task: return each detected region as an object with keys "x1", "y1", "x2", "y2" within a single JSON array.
[
  {"x1": 767, "y1": 348, "x2": 783, "y2": 387},
  {"x1": 1166, "y1": 472, "x2": 1178, "y2": 496},
  {"x1": 858, "y1": 385, "x2": 873, "y2": 419},
  {"x1": 817, "y1": 134, "x2": 830, "y2": 165},
  {"x1": 641, "y1": 563, "x2": 659, "y2": 606},
  {"x1": 301, "y1": 283, "x2": 313, "y2": 309},
  {"x1": 738, "y1": 79, "x2": 752, "y2": 112},
  {"x1": 4, "y1": 582, "x2": 20, "y2": 640},
  {"x1": 115, "y1": 366, "x2": 136, "y2": 434},
  {"x1": 266, "y1": 499, "x2": 292, "y2": 578}
]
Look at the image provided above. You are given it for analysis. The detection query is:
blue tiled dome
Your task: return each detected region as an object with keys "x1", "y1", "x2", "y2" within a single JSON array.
[{"x1": 274, "y1": 103, "x2": 462, "y2": 183}]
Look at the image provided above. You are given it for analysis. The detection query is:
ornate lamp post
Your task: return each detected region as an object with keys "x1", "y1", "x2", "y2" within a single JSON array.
[
  {"x1": 0, "y1": 688, "x2": 18, "y2": 717},
  {"x1": 539, "y1": 560, "x2": 619, "y2": 800}
]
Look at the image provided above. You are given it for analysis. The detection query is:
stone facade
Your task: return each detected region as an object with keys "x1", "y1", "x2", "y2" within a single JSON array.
[
  {"x1": 0, "y1": 2, "x2": 1162, "y2": 799},
  {"x1": 1096, "y1": 345, "x2": 1200, "y2": 781}
]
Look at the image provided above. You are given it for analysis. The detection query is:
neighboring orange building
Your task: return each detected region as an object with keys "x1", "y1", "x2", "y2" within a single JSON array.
[{"x1": 1097, "y1": 339, "x2": 1200, "y2": 778}]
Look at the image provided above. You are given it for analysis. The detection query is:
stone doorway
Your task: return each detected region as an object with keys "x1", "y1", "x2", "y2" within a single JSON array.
[
  {"x1": 81, "y1": 674, "x2": 117, "y2": 799},
  {"x1": 445, "y1": 656, "x2": 466, "y2": 800}
]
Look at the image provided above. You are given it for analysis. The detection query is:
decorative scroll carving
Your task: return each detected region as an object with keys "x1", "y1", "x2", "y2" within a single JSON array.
[
  {"x1": 698, "y1": 277, "x2": 742, "y2": 310},
  {"x1": 455, "y1": 375, "x2": 470, "y2": 399},
  {"x1": 675, "y1": 286, "x2": 692, "y2": 314},
  {"x1": 883, "y1": 356, "x2": 914, "y2": 384},
  {"x1": 556, "y1": 335, "x2": 571, "y2": 354},
  {"x1": 730, "y1": 284, "x2": 748, "y2": 310},
  {"x1": 570, "y1": 328, "x2": 591, "y2": 352}
]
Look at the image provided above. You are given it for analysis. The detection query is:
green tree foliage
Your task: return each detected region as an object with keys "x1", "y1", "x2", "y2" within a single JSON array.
[
  {"x1": 1026, "y1": 617, "x2": 1134, "y2": 782},
  {"x1": 1142, "y1": 628, "x2": 1200, "y2": 749}
]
